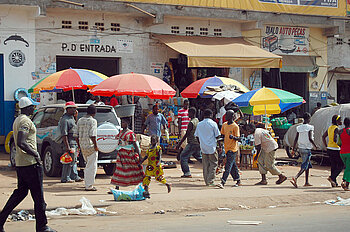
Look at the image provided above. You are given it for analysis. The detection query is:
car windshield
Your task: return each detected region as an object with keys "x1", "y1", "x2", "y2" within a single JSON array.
[{"x1": 77, "y1": 107, "x2": 120, "y2": 127}]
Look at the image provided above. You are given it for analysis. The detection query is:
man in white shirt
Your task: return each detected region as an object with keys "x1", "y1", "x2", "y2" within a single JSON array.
[
  {"x1": 195, "y1": 109, "x2": 221, "y2": 186},
  {"x1": 290, "y1": 112, "x2": 317, "y2": 188},
  {"x1": 246, "y1": 124, "x2": 287, "y2": 185},
  {"x1": 76, "y1": 104, "x2": 99, "y2": 191}
]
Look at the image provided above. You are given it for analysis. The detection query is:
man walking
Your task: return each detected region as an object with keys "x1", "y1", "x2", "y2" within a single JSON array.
[
  {"x1": 176, "y1": 107, "x2": 202, "y2": 178},
  {"x1": 246, "y1": 123, "x2": 287, "y2": 185},
  {"x1": 217, "y1": 110, "x2": 241, "y2": 188},
  {"x1": 76, "y1": 104, "x2": 99, "y2": 191},
  {"x1": 290, "y1": 112, "x2": 317, "y2": 188},
  {"x1": 178, "y1": 100, "x2": 190, "y2": 153},
  {"x1": 144, "y1": 105, "x2": 167, "y2": 138},
  {"x1": 60, "y1": 101, "x2": 83, "y2": 183},
  {"x1": 195, "y1": 109, "x2": 221, "y2": 186},
  {"x1": 0, "y1": 97, "x2": 56, "y2": 232}
]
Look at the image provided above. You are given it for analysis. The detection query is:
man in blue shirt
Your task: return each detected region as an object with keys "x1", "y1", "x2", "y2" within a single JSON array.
[
  {"x1": 144, "y1": 105, "x2": 167, "y2": 137},
  {"x1": 195, "y1": 109, "x2": 221, "y2": 186}
]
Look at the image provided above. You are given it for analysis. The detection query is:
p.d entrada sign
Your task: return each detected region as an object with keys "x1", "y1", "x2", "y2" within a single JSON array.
[{"x1": 62, "y1": 43, "x2": 117, "y2": 53}]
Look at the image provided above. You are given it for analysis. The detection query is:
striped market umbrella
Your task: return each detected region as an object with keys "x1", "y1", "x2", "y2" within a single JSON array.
[
  {"x1": 232, "y1": 87, "x2": 304, "y2": 115},
  {"x1": 180, "y1": 76, "x2": 249, "y2": 98},
  {"x1": 29, "y1": 68, "x2": 108, "y2": 93}
]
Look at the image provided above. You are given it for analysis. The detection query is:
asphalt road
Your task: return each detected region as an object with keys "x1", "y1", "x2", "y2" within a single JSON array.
[{"x1": 3, "y1": 204, "x2": 349, "y2": 232}]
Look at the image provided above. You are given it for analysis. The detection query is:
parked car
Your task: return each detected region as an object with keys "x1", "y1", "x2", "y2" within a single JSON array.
[
  {"x1": 283, "y1": 103, "x2": 350, "y2": 159},
  {"x1": 9, "y1": 104, "x2": 121, "y2": 177}
]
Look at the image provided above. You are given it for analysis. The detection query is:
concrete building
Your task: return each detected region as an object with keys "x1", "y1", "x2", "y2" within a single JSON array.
[{"x1": 0, "y1": 0, "x2": 347, "y2": 141}]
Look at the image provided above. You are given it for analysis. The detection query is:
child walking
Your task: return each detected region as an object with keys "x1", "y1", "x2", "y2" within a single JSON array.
[
  {"x1": 290, "y1": 112, "x2": 317, "y2": 188},
  {"x1": 140, "y1": 135, "x2": 171, "y2": 198}
]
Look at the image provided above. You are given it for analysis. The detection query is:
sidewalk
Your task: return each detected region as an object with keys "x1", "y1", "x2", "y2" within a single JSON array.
[{"x1": 0, "y1": 150, "x2": 349, "y2": 216}]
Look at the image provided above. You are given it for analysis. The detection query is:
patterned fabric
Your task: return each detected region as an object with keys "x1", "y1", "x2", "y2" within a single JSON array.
[
  {"x1": 76, "y1": 116, "x2": 97, "y2": 157},
  {"x1": 13, "y1": 114, "x2": 37, "y2": 167},
  {"x1": 178, "y1": 108, "x2": 190, "y2": 131},
  {"x1": 111, "y1": 129, "x2": 144, "y2": 186},
  {"x1": 142, "y1": 145, "x2": 167, "y2": 186}
]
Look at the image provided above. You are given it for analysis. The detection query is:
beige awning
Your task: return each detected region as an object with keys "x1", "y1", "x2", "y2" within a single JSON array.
[{"x1": 154, "y1": 34, "x2": 282, "y2": 68}]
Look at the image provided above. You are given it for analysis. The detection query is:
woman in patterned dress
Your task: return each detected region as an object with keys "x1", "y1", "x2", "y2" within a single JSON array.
[
  {"x1": 111, "y1": 117, "x2": 144, "y2": 189},
  {"x1": 140, "y1": 135, "x2": 171, "y2": 198}
]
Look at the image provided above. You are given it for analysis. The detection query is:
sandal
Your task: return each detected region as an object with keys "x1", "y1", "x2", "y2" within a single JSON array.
[
  {"x1": 254, "y1": 181, "x2": 267, "y2": 185},
  {"x1": 290, "y1": 177, "x2": 298, "y2": 188},
  {"x1": 276, "y1": 175, "x2": 287, "y2": 185}
]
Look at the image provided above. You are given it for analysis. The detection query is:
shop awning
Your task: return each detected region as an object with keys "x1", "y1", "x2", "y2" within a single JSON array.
[
  {"x1": 280, "y1": 55, "x2": 318, "y2": 73},
  {"x1": 154, "y1": 34, "x2": 282, "y2": 68}
]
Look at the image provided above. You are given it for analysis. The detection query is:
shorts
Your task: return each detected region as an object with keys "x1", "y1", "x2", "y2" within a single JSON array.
[{"x1": 299, "y1": 148, "x2": 312, "y2": 170}]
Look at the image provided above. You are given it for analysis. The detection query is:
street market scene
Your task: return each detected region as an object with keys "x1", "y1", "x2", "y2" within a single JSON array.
[{"x1": 1, "y1": 0, "x2": 350, "y2": 231}]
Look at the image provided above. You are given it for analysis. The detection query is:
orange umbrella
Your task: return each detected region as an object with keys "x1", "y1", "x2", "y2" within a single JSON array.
[{"x1": 90, "y1": 73, "x2": 176, "y2": 99}]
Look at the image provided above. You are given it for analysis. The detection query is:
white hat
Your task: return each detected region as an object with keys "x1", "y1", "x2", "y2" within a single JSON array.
[{"x1": 19, "y1": 97, "x2": 39, "y2": 109}]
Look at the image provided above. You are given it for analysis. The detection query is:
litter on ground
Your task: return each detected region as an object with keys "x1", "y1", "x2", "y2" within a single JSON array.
[
  {"x1": 227, "y1": 220, "x2": 262, "y2": 225},
  {"x1": 325, "y1": 197, "x2": 350, "y2": 206},
  {"x1": 217, "y1": 207, "x2": 232, "y2": 211}
]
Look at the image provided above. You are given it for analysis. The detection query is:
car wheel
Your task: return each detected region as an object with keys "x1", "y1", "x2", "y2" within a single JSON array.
[
  {"x1": 43, "y1": 146, "x2": 61, "y2": 177},
  {"x1": 103, "y1": 164, "x2": 116, "y2": 176},
  {"x1": 10, "y1": 141, "x2": 16, "y2": 167},
  {"x1": 285, "y1": 146, "x2": 300, "y2": 159}
]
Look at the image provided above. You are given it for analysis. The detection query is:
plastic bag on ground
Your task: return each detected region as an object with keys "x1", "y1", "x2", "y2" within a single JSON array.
[{"x1": 111, "y1": 183, "x2": 145, "y2": 201}]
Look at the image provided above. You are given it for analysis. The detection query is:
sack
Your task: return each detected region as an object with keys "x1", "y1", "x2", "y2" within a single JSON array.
[
  {"x1": 111, "y1": 183, "x2": 146, "y2": 201},
  {"x1": 60, "y1": 152, "x2": 73, "y2": 164},
  {"x1": 53, "y1": 121, "x2": 63, "y2": 143}
]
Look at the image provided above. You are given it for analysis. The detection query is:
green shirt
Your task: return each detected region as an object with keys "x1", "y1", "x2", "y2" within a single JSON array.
[
  {"x1": 13, "y1": 114, "x2": 37, "y2": 167},
  {"x1": 187, "y1": 118, "x2": 199, "y2": 145}
]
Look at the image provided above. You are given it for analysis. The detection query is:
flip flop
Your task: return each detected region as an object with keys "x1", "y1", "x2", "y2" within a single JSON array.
[
  {"x1": 303, "y1": 183, "x2": 313, "y2": 187},
  {"x1": 290, "y1": 178, "x2": 298, "y2": 188},
  {"x1": 276, "y1": 175, "x2": 287, "y2": 185}
]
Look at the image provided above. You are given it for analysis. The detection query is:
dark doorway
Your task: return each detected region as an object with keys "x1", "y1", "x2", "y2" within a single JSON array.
[
  {"x1": 337, "y1": 80, "x2": 350, "y2": 104},
  {"x1": 263, "y1": 71, "x2": 308, "y2": 115},
  {"x1": 56, "y1": 56, "x2": 119, "y2": 103},
  {"x1": 56, "y1": 56, "x2": 119, "y2": 77}
]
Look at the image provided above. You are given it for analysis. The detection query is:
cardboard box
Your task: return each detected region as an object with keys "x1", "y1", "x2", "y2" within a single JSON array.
[{"x1": 136, "y1": 134, "x2": 151, "y2": 158}]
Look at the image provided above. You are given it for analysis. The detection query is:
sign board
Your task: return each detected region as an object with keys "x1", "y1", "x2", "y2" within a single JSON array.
[
  {"x1": 262, "y1": 25, "x2": 309, "y2": 56},
  {"x1": 150, "y1": 62, "x2": 163, "y2": 75},
  {"x1": 115, "y1": 0, "x2": 345, "y2": 16},
  {"x1": 117, "y1": 39, "x2": 133, "y2": 53}
]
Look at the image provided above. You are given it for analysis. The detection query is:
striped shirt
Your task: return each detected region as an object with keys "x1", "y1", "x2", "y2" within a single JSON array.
[{"x1": 178, "y1": 108, "x2": 190, "y2": 131}]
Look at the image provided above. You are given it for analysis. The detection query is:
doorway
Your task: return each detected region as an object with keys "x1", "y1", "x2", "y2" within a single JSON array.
[
  {"x1": 0, "y1": 54, "x2": 4, "y2": 137},
  {"x1": 337, "y1": 80, "x2": 350, "y2": 104}
]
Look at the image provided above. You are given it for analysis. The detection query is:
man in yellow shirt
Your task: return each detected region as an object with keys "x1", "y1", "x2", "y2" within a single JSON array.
[{"x1": 217, "y1": 110, "x2": 241, "y2": 188}]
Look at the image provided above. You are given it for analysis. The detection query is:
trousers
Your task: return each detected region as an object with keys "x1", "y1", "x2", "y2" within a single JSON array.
[
  {"x1": 61, "y1": 146, "x2": 80, "y2": 182},
  {"x1": 202, "y1": 152, "x2": 218, "y2": 185},
  {"x1": 0, "y1": 164, "x2": 48, "y2": 231},
  {"x1": 258, "y1": 149, "x2": 281, "y2": 175},
  {"x1": 221, "y1": 151, "x2": 240, "y2": 184},
  {"x1": 328, "y1": 149, "x2": 344, "y2": 183},
  {"x1": 180, "y1": 143, "x2": 201, "y2": 176},
  {"x1": 83, "y1": 151, "x2": 98, "y2": 188}
]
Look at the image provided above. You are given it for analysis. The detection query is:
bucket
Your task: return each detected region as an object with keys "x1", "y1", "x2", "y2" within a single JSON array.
[{"x1": 114, "y1": 104, "x2": 136, "y2": 118}]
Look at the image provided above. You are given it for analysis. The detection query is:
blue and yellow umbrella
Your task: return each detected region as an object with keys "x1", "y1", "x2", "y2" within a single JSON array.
[{"x1": 232, "y1": 87, "x2": 304, "y2": 115}]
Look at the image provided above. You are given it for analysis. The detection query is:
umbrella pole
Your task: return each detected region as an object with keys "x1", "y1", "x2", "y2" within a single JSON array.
[
  {"x1": 72, "y1": 87, "x2": 75, "y2": 102},
  {"x1": 265, "y1": 105, "x2": 268, "y2": 129},
  {"x1": 132, "y1": 95, "x2": 135, "y2": 132}
]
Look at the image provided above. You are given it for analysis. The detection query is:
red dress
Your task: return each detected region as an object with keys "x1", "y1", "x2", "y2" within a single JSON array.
[{"x1": 111, "y1": 129, "x2": 144, "y2": 186}]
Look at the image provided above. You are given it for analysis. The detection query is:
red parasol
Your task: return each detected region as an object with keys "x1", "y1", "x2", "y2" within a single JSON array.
[{"x1": 90, "y1": 73, "x2": 176, "y2": 99}]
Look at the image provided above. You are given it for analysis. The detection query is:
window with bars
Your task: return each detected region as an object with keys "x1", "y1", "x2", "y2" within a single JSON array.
[
  {"x1": 78, "y1": 21, "x2": 88, "y2": 30},
  {"x1": 185, "y1": 26, "x2": 194, "y2": 36},
  {"x1": 214, "y1": 28, "x2": 222, "y2": 36},
  {"x1": 111, "y1": 23, "x2": 120, "y2": 32},
  {"x1": 200, "y1": 27, "x2": 208, "y2": 35},
  {"x1": 171, "y1": 26, "x2": 180, "y2": 34},
  {"x1": 95, "y1": 22, "x2": 105, "y2": 31},
  {"x1": 61, "y1": 20, "x2": 72, "y2": 29}
]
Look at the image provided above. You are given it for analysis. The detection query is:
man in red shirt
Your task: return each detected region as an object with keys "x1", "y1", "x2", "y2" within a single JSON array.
[{"x1": 177, "y1": 100, "x2": 190, "y2": 159}]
